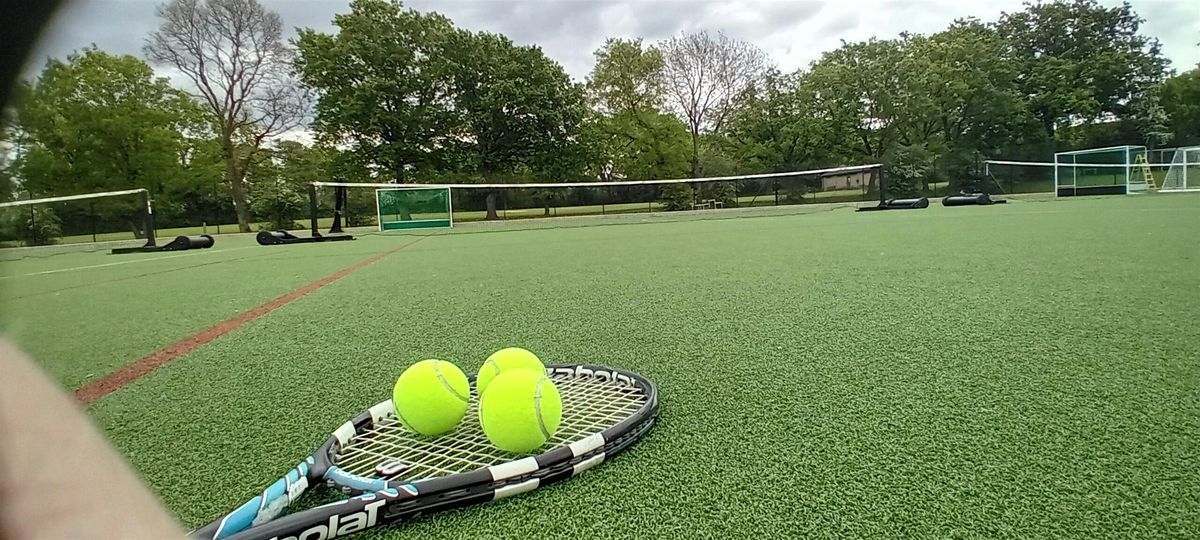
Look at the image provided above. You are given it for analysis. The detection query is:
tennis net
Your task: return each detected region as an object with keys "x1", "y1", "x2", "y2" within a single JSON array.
[
  {"x1": 0, "y1": 188, "x2": 156, "y2": 257},
  {"x1": 310, "y1": 164, "x2": 883, "y2": 231}
]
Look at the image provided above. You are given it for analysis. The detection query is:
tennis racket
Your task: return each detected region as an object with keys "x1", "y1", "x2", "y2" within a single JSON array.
[{"x1": 192, "y1": 364, "x2": 658, "y2": 540}]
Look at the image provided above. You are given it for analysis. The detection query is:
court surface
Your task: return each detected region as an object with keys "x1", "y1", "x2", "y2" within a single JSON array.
[{"x1": 2, "y1": 194, "x2": 1197, "y2": 538}]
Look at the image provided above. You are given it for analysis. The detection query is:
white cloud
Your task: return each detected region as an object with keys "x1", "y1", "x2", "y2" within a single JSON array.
[{"x1": 22, "y1": 0, "x2": 1199, "y2": 82}]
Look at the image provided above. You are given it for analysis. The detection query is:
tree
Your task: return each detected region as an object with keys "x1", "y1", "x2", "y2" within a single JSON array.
[
  {"x1": 251, "y1": 178, "x2": 306, "y2": 230},
  {"x1": 274, "y1": 140, "x2": 334, "y2": 187},
  {"x1": 1, "y1": 205, "x2": 61, "y2": 246},
  {"x1": 660, "y1": 183, "x2": 694, "y2": 211},
  {"x1": 799, "y1": 38, "x2": 916, "y2": 198},
  {"x1": 1161, "y1": 69, "x2": 1200, "y2": 147},
  {"x1": 1129, "y1": 84, "x2": 1171, "y2": 150},
  {"x1": 588, "y1": 38, "x2": 666, "y2": 115},
  {"x1": 451, "y1": 31, "x2": 586, "y2": 219},
  {"x1": 146, "y1": 0, "x2": 308, "y2": 232},
  {"x1": 660, "y1": 30, "x2": 767, "y2": 176},
  {"x1": 997, "y1": 0, "x2": 1169, "y2": 139},
  {"x1": 171, "y1": 134, "x2": 234, "y2": 228},
  {"x1": 723, "y1": 69, "x2": 834, "y2": 173},
  {"x1": 0, "y1": 110, "x2": 15, "y2": 202},
  {"x1": 585, "y1": 38, "x2": 690, "y2": 182},
  {"x1": 587, "y1": 110, "x2": 691, "y2": 182},
  {"x1": 15, "y1": 49, "x2": 200, "y2": 234},
  {"x1": 900, "y1": 21, "x2": 1039, "y2": 184},
  {"x1": 803, "y1": 38, "x2": 907, "y2": 163},
  {"x1": 295, "y1": 0, "x2": 458, "y2": 184}
]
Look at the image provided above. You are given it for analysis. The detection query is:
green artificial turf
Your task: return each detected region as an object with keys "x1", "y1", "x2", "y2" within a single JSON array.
[
  {"x1": 4, "y1": 193, "x2": 1199, "y2": 538},
  {"x1": 0, "y1": 234, "x2": 398, "y2": 388}
]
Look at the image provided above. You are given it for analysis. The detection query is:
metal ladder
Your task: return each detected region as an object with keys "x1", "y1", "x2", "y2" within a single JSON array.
[{"x1": 1135, "y1": 154, "x2": 1156, "y2": 190}]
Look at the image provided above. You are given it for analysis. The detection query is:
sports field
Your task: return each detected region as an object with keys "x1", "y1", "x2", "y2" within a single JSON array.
[{"x1": 2, "y1": 194, "x2": 1198, "y2": 538}]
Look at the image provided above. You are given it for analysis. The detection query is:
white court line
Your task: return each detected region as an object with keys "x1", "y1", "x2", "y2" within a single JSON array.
[{"x1": 0, "y1": 245, "x2": 259, "y2": 280}]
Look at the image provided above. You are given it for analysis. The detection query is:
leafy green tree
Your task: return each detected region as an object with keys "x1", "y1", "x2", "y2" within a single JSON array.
[
  {"x1": 723, "y1": 69, "x2": 835, "y2": 173},
  {"x1": 14, "y1": 49, "x2": 200, "y2": 234},
  {"x1": 802, "y1": 39, "x2": 907, "y2": 163},
  {"x1": 1, "y1": 205, "x2": 61, "y2": 246},
  {"x1": 585, "y1": 39, "x2": 690, "y2": 181},
  {"x1": 168, "y1": 134, "x2": 236, "y2": 229},
  {"x1": 251, "y1": 179, "x2": 307, "y2": 230},
  {"x1": 245, "y1": 140, "x2": 339, "y2": 227},
  {"x1": 588, "y1": 38, "x2": 666, "y2": 115},
  {"x1": 274, "y1": 140, "x2": 335, "y2": 187},
  {"x1": 450, "y1": 31, "x2": 586, "y2": 219},
  {"x1": 1161, "y1": 69, "x2": 1200, "y2": 147},
  {"x1": 296, "y1": 0, "x2": 458, "y2": 182},
  {"x1": 884, "y1": 144, "x2": 935, "y2": 198},
  {"x1": 798, "y1": 38, "x2": 916, "y2": 196},
  {"x1": 901, "y1": 21, "x2": 1040, "y2": 186},
  {"x1": 997, "y1": 0, "x2": 1168, "y2": 139},
  {"x1": 586, "y1": 110, "x2": 691, "y2": 182},
  {"x1": 660, "y1": 183, "x2": 694, "y2": 211},
  {"x1": 1129, "y1": 84, "x2": 1171, "y2": 150}
]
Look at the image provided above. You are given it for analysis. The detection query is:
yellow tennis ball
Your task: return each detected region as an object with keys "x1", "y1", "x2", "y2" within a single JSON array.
[
  {"x1": 476, "y1": 347, "x2": 544, "y2": 395},
  {"x1": 392, "y1": 359, "x2": 470, "y2": 436},
  {"x1": 478, "y1": 368, "x2": 562, "y2": 453}
]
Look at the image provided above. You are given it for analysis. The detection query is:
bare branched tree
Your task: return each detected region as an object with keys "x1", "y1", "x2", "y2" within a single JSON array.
[
  {"x1": 145, "y1": 0, "x2": 308, "y2": 232},
  {"x1": 661, "y1": 31, "x2": 767, "y2": 176}
]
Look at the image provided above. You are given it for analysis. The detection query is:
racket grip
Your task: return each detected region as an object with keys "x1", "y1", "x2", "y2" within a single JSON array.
[{"x1": 191, "y1": 459, "x2": 314, "y2": 540}]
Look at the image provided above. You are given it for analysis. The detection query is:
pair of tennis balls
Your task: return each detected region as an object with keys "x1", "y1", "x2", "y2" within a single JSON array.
[{"x1": 392, "y1": 347, "x2": 562, "y2": 453}]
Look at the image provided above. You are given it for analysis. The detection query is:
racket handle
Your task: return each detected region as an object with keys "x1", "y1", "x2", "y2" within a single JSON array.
[{"x1": 191, "y1": 459, "x2": 314, "y2": 540}]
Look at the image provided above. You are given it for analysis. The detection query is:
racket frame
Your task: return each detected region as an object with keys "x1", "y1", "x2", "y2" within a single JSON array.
[{"x1": 193, "y1": 364, "x2": 658, "y2": 540}]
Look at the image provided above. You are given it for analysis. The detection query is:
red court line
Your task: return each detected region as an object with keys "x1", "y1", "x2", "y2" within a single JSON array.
[{"x1": 74, "y1": 238, "x2": 424, "y2": 404}]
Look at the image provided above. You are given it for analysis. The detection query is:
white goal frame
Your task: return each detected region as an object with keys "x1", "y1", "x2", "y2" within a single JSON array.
[
  {"x1": 374, "y1": 187, "x2": 454, "y2": 231},
  {"x1": 1161, "y1": 146, "x2": 1200, "y2": 192}
]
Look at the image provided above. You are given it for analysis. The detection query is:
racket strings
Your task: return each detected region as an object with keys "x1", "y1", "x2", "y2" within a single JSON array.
[{"x1": 334, "y1": 373, "x2": 647, "y2": 482}]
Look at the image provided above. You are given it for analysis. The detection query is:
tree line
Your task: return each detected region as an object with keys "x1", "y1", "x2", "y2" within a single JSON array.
[{"x1": 1, "y1": 0, "x2": 1197, "y2": 242}]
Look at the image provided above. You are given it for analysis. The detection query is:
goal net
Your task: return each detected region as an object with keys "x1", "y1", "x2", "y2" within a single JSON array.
[
  {"x1": 376, "y1": 187, "x2": 452, "y2": 230},
  {"x1": 0, "y1": 188, "x2": 155, "y2": 256},
  {"x1": 1161, "y1": 147, "x2": 1200, "y2": 192},
  {"x1": 1054, "y1": 145, "x2": 1147, "y2": 196},
  {"x1": 985, "y1": 158, "x2": 1179, "y2": 198}
]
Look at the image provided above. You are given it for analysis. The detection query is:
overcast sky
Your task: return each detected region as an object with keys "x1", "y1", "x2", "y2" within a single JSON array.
[{"x1": 23, "y1": 0, "x2": 1200, "y2": 84}]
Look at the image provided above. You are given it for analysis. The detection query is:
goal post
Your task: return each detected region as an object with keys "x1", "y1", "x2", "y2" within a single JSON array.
[
  {"x1": 1053, "y1": 145, "x2": 1147, "y2": 196},
  {"x1": 1161, "y1": 147, "x2": 1200, "y2": 192},
  {"x1": 375, "y1": 187, "x2": 453, "y2": 230}
]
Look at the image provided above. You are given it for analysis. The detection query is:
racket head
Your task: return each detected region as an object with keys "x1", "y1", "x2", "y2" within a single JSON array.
[
  {"x1": 316, "y1": 364, "x2": 658, "y2": 496},
  {"x1": 196, "y1": 364, "x2": 658, "y2": 540}
]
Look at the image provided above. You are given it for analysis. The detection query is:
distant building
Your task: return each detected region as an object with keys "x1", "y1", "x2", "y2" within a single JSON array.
[{"x1": 821, "y1": 170, "x2": 871, "y2": 191}]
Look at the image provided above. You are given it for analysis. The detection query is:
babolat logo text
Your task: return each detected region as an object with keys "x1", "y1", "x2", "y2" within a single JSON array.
[
  {"x1": 269, "y1": 499, "x2": 385, "y2": 540},
  {"x1": 550, "y1": 366, "x2": 632, "y2": 387}
]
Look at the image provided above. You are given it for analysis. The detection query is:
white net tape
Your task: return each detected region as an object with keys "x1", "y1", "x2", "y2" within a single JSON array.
[{"x1": 314, "y1": 163, "x2": 881, "y2": 190}]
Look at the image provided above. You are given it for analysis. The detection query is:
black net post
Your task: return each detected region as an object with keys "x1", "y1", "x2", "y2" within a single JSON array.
[
  {"x1": 27, "y1": 192, "x2": 37, "y2": 245},
  {"x1": 142, "y1": 190, "x2": 157, "y2": 247},
  {"x1": 330, "y1": 185, "x2": 347, "y2": 233}
]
